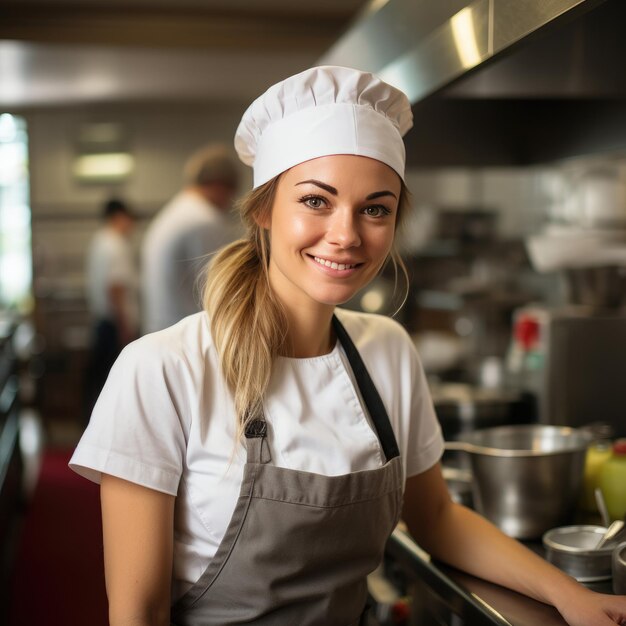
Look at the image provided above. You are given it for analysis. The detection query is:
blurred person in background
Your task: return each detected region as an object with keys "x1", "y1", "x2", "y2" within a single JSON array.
[
  {"x1": 141, "y1": 144, "x2": 240, "y2": 333},
  {"x1": 84, "y1": 198, "x2": 139, "y2": 419}
]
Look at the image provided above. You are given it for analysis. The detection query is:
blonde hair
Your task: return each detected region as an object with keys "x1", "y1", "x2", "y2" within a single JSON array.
[{"x1": 203, "y1": 176, "x2": 411, "y2": 439}]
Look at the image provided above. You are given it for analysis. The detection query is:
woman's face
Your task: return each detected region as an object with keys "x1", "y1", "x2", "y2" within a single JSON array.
[{"x1": 264, "y1": 154, "x2": 401, "y2": 312}]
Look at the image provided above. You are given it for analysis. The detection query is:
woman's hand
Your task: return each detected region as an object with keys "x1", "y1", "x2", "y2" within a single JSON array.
[
  {"x1": 555, "y1": 587, "x2": 626, "y2": 626},
  {"x1": 402, "y1": 464, "x2": 626, "y2": 626}
]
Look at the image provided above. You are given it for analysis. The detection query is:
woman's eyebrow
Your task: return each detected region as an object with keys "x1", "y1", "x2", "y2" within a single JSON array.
[
  {"x1": 366, "y1": 190, "x2": 397, "y2": 200},
  {"x1": 295, "y1": 180, "x2": 398, "y2": 201},
  {"x1": 295, "y1": 180, "x2": 338, "y2": 195}
]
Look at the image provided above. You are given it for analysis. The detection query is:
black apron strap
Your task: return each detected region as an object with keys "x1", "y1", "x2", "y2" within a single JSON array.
[{"x1": 332, "y1": 314, "x2": 400, "y2": 461}]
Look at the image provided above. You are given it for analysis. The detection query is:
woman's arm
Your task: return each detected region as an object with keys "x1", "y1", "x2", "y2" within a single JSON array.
[
  {"x1": 101, "y1": 474, "x2": 175, "y2": 626},
  {"x1": 402, "y1": 463, "x2": 626, "y2": 626}
]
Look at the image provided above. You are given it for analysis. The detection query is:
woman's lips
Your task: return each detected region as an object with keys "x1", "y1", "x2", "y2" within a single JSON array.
[
  {"x1": 307, "y1": 254, "x2": 363, "y2": 275},
  {"x1": 313, "y1": 256, "x2": 357, "y2": 270}
]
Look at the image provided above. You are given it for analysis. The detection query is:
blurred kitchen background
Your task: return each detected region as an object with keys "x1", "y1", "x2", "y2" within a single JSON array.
[{"x1": 1, "y1": 0, "x2": 626, "y2": 624}]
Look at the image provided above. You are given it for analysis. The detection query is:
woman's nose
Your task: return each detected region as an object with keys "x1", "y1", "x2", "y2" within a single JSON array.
[{"x1": 326, "y1": 211, "x2": 361, "y2": 248}]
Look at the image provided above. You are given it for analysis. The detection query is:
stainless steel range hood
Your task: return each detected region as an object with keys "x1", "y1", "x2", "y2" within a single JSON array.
[{"x1": 321, "y1": 0, "x2": 626, "y2": 166}]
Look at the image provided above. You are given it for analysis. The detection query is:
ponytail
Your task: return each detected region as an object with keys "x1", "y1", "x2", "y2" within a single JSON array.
[{"x1": 203, "y1": 178, "x2": 287, "y2": 439}]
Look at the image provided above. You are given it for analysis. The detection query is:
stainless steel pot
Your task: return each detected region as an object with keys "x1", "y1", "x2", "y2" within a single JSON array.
[
  {"x1": 543, "y1": 525, "x2": 613, "y2": 582},
  {"x1": 614, "y1": 542, "x2": 626, "y2": 595},
  {"x1": 445, "y1": 425, "x2": 592, "y2": 539},
  {"x1": 442, "y1": 466, "x2": 474, "y2": 508}
]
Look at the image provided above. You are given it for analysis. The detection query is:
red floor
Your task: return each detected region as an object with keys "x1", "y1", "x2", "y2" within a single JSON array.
[{"x1": 9, "y1": 448, "x2": 108, "y2": 626}]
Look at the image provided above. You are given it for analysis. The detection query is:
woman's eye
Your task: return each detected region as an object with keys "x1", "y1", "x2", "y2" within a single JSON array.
[
  {"x1": 363, "y1": 205, "x2": 391, "y2": 218},
  {"x1": 299, "y1": 195, "x2": 326, "y2": 209}
]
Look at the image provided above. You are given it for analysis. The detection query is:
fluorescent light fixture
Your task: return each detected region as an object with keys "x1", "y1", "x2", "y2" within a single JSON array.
[
  {"x1": 73, "y1": 152, "x2": 134, "y2": 181},
  {"x1": 451, "y1": 7, "x2": 482, "y2": 69}
]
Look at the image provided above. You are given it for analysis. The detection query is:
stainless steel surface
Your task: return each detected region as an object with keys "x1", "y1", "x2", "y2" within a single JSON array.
[
  {"x1": 543, "y1": 313, "x2": 626, "y2": 438},
  {"x1": 387, "y1": 528, "x2": 515, "y2": 626},
  {"x1": 446, "y1": 425, "x2": 591, "y2": 538},
  {"x1": 613, "y1": 542, "x2": 626, "y2": 595},
  {"x1": 377, "y1": 0, "x2": 490, "y2": 103},
  {"x1": 322, "y1": 0, "x2": 626, "y2": 167},
  {"x1": 445, "y1": 424, "x2": 591, "y2": 456},
  {"x1": 432, "y1": 383, "x2": 524, "y2": 440},
  {"x1": 322, "y1": 0, "x2": 604, "y2": 103},
  {"x1": 442, "y1": 466, "x2": 474, "y2": 508},
  {"x1": 595, "y1": 488, "x2": 611, "y2": 528},
  {"x1": 596, "y1": 520, "x2": 625, "y2": 549},
  {"x1": 491, "y1": 0, "x2": 597, "y2": 53},
  {"x1": 564, "y1": 267, "x2": 626, "y2": 309},
  {"x1": 543, "y1": 525, "x2": 613, "y2": 581}
]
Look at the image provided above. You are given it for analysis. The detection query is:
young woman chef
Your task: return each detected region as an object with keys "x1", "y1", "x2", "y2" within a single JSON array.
[{"x1": 70, "y1": 66, "x2": 626, "y2": 625}]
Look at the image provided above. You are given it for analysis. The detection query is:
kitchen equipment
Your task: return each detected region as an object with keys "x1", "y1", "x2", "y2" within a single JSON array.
[
  {"x1": 595, "y1": 488, "x2": 611, "y2": 528},
  {"x1": 564, "y1": 266, "x2": 626, "y2": 309},
  {"x1": 506, "y1": 305, "x2": 626, "y2": 439},
  {"x1": 445, "y1": 425, "x2": 592, "y2": 539},
  {"x1": 543, "y1": 525, "x2": 613, "y2": 582},
  {"x1": 442, "y1": 466, "x2": 473, "y2": 508},
  {"x1": 431, "y1": 382, "x2": 527, "y2": 440},
  {"x1": 596, "y1": 520, "x2": 626, "y2": 549},
  {"x1": 613, "y1": 542, "x2": 626, "y2": 595}
]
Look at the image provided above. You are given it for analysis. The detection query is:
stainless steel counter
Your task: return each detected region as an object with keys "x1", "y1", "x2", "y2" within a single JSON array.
[{"x1": 385, "y1": 529, "x2": 614, "y2": 626}]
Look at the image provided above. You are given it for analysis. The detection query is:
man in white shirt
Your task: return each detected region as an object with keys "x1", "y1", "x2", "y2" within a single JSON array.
[
  {"x1": 141, "y1": 144, "x2": 240, "y2": 333},
  {"x1": 85, "y1": 198, "x2": 139, "y2": 418}
]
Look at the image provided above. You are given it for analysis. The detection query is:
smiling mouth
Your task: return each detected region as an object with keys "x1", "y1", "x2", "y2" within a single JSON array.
[{"x1": 311, "y1": 255, "x2": 362, "y2": 271}]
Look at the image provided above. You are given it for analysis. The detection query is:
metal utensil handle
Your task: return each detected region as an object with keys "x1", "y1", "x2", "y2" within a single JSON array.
[
  {"x1": 596, "y1": 520, "x2": 625, "y2": 549},
  {"x1": 595, "y1": 488, "x2": 611, "y2": 528},
  {"x1": 443, "y1": 441, "x2": 475, "y2": 453}
]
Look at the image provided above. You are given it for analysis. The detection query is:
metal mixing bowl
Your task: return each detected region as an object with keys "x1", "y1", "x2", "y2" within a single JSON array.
[
  {"x1": 543, "y1": 525, "x2": 613, "y2": 582},
  {"x1": 446, "y1": 425, "x2": 592, "y2": 538}
]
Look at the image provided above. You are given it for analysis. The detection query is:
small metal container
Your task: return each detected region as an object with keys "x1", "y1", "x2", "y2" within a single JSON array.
[
  {"x1": 543, "y1": 525, "x2": 613, "y2": 582},
  {"x1": 613, "y1": 541, "x2": 626, "y2": 595}
]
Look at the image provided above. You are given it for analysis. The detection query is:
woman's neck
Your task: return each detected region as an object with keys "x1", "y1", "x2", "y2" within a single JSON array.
[{"x1": 281, "y1": 304, "x2": 336, "y2": 358}]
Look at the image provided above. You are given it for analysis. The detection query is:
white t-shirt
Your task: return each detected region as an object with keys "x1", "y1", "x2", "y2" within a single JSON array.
[
  {"x1": 69, "y1": 308, "x2": 444, "y2": 600},
  {"x1": 86, "y1": 227, "x2": 139, "y2": 332},
  {"x1": 141, "y1": 190, "x2": 239, "y2": 334}
]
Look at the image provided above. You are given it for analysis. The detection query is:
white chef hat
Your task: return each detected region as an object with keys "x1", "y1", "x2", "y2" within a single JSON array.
[{"x1": 234, "y1": 65, "x2": 413, "y2": 189}]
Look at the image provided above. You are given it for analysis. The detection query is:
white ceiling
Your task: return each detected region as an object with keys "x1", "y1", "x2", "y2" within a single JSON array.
[{"x1": 0, "y1": 0, "x2": 368, "y2": 108}]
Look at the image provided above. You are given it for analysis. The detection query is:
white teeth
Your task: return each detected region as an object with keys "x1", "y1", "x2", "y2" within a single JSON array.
[{"x1": 313, "y1": 256, "x2": 356, "y2": 270}]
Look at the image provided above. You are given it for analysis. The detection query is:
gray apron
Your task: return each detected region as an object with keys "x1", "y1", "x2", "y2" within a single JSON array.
[{"x1": 171, "y1": 315, "x2": 404, "y2": 625}]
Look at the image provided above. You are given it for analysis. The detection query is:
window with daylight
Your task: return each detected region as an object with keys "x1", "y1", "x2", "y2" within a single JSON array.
[{"x1": 0, "y1": 114, "x2": 32, "y2": 313}]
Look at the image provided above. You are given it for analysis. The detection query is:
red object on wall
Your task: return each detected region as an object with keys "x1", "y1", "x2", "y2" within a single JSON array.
[{"x1": 514, "y1": 314, "x2": 540, "y2": 351}]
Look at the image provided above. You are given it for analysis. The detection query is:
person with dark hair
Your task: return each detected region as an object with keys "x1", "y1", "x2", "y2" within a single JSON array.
[
  {"x1": 141, "y1": 144, "x2": 240, "y2": 333},
  {"x1": 84, "y1": 197, "x2": 138, "y2": 418}
]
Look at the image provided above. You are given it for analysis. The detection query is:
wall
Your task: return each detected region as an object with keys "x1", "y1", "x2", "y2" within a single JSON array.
[
  {"x1": 404, "y1": 166, "x2": 552, "y2": 239},
  {"x1": 25, "y1": 101, "x2": 249, "y2": 300},
  {"x1": 17, "y1": 101, "x2": 249, "y2": 423}
]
